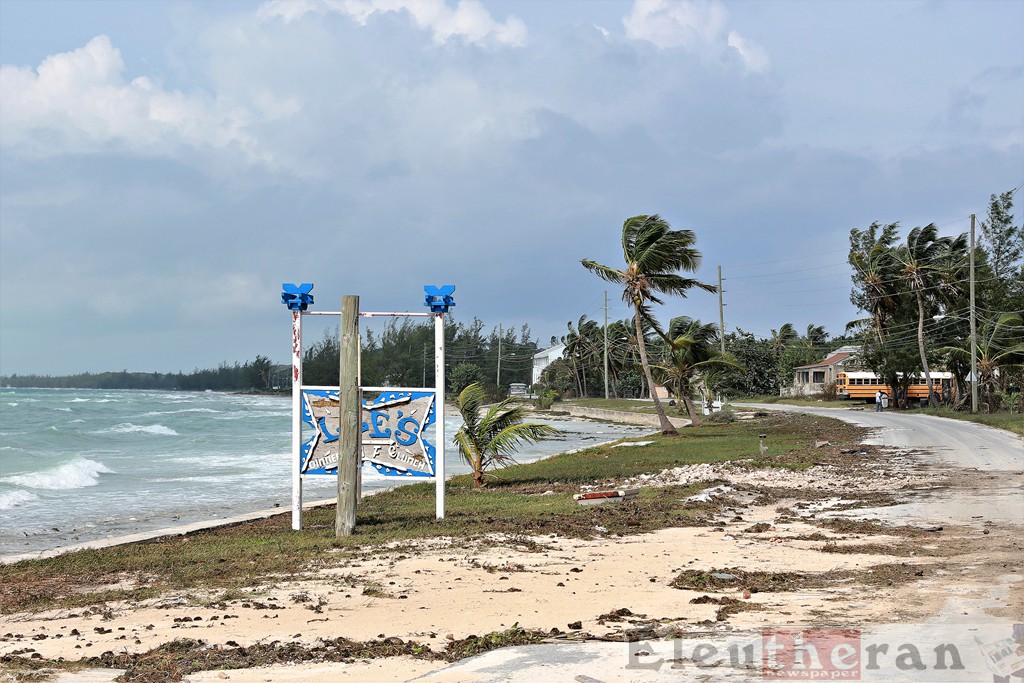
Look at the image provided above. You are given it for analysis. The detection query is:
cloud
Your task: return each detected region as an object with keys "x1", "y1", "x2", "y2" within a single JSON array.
[
  {"x1": 2, "y1": 0, "x2": 1017, "y2": 376},
  {"x1": 727, "y1": 30, "x2": 770, "y2": 74},
  {"x1": 257, "y1": 0, "x2": 527, "y2": 47},
  {"x1": 940, "y1": 65, "x2": 1024, "y2": 150},
  {"x1": 0, "y1": 35, "x2": 270, "y2": 162},
  {"x1": 623, "y1": 0, "x2": 727, "y2": 48},
  {"x1": 623, "y1": 0, "x2": 770, "y2": 73}
]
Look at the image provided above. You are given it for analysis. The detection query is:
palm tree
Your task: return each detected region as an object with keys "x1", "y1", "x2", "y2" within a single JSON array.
[
  {"x1": 603, "y1": 319, "x2": 629, "y2": 398},
  {"x1": 655, "y1": 316, "x2": 741, "y2": 426},
  {"x1": 940, "y1": 312, "x2": 1024, "y2": 412},
  {"x1": 848, "y1": 222, "x2": 902, "y2": 343},
  {"x1": 453, "y1": 383, "x2": 560, "y2": 488},
  {"x1": 582, "y1": 214, "x2": 715, "y2": 435},
  {"x1": 770, "y1": 323, "x2": 799, "y2": 356},
  {"x1": 563, "y1": 315, "x2": 601, "y2": 398},
  {"x1": 895, "y1": 224, "x2": 966, "y2": 407},
  {"x1": 803, "y1": 324, "x2": 829, "y2": 349}
]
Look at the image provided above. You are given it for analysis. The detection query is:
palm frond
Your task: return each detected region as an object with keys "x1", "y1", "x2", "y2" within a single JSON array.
[
  {"x1": 485, "y1": 423, "x2": 561, "y2": 462},
  {"x1": 580, "y1": 260, "x2": 626, "y2": 286},
  {"x1": 645, "y1": 273, "x2": 716, "y2": 298}
]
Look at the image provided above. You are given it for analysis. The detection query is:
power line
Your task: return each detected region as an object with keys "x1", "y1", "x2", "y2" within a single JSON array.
[
  {"x1": 726, "y1": 262, "x2": 849, "y2": 281},
  {"x1": 724, "y1": 249, "x2": 850, "y2": 270}
]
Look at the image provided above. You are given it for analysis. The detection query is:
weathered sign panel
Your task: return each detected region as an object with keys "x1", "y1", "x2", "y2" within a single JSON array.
[{"x1": 300, "y1": 388, "x2": 437, "y2": 478}]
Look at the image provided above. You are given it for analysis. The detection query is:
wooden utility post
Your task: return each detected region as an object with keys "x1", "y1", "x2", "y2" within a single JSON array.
[
  {"x1": 969, "y1": 214, "x2": 978, "y2": 414},
  {"x1": 718, "y1": 266, "x2": 726, "y2": 354},
  {"x1": 496, "y1": 323, "x2": 502, "y2": 389},
  {"x1": 337, "y1": 294, "x2": 360, "y2": 538},
  {"x1": 603, "y1": 290, "x2": 609, "y2": 399}
]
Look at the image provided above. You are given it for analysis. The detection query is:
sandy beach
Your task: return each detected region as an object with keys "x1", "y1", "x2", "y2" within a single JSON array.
[
  {"x1": 2, "y1": 406, "x2": 1022, "y2": 682},
  {"x1": 3, "y1": 511, "x2": 976, "y2": 677}
]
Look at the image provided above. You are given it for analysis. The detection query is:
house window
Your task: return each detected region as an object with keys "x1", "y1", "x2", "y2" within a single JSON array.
[{"x1": 813, "y1": 371, "x2": 825, "y2": 383}]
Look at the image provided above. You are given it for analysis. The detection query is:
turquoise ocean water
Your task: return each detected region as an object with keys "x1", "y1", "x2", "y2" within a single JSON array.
[{"x1": 0, "y1": 388, "x2": 647, "y2": 557}]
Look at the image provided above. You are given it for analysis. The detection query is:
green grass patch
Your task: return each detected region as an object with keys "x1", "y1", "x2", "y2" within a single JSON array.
[
  {"x1": 484, "y1": 423, "x2": 808, "y2": 486},
  {"x1": 0, "y1": 412, "x2": 866, "y2": 614},
  {"x1": 920, "y1": 407, "x2": 1023, "y2": 436}
]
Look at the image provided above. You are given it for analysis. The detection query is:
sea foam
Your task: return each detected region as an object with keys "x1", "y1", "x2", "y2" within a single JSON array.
[
  {"x1": 0, "y1": 489, "x2": 38, "y2": 510},
  {"x1": 95, "y1": 423, "x2": 179, "y2": 436},
  {"x1": 141, "y1": 408, "x2": 219, "y2": 417},
  {"x1": 1, "y1": 458, "x2": 114, "y2": 490}
]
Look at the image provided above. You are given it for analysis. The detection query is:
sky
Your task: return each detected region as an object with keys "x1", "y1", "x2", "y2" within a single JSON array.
[{"x1": 1, "y1": 0, "x2": 1021, "y2": 376}]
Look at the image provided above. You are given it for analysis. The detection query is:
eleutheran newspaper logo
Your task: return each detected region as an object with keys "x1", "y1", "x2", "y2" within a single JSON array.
[{"x1": 626, "y1": 623, "x2": 1024, "y2": 680}]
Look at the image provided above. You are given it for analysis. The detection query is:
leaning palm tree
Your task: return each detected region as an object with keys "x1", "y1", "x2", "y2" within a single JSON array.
[
  {"x1": 563, "y1": 315, "x2": 601, "y2": 398},
  {"x1": 655, "y1": 316, "x2": 741, "y2": 426},
  {"x1": 582, "y1": 214, "x2": 715, "y2": 435},
  {"x1": 604, "y1": 318, "x2": 637, "y2": 398},
  {"x1": 454, "y1": 383, "x2": 560, "y2": 488},
  {"x1": 895, "y1": 224, "x2": 966, "y2": 407}
]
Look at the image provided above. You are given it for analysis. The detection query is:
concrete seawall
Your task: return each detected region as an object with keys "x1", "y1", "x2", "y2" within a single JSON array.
[{"x1": 549, "y1": 404, "x2": 691, "y2": 430}]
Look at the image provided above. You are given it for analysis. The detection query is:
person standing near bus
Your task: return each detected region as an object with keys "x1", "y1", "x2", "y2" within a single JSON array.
[{"x1": 875, "y1": 389, "x2": 884, "y2": 412}]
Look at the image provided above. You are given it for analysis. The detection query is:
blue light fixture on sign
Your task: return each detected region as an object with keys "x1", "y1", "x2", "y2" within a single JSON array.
[
  {"x1": 424, "y1": 284, "x2": 455, "y2": 313},
  {"x1": 282, "y1": 283, "x2": 314, "y2": 311}
]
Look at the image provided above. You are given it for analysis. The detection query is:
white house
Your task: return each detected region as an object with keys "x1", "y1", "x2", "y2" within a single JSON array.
[{"x1": 532, "y1": 343, "x2": 566, "y2": 385}]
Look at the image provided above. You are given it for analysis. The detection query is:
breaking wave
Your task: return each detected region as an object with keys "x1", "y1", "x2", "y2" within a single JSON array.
[{"x1": 1, "y1": 458, "x2": 114, "y2": 490}]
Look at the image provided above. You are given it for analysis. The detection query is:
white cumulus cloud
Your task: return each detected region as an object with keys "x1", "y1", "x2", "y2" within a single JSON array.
[
  {"x1": 0, "y1": 35, "x2": 268, "y2": 161},
  {"x1": 257, "y1": 0, "x2": 527, "y2": 46},
  {"x1": 727, "y1": 30, "x2": 770, "y2": 74},
  {"x1": 624, "y1": 0, "x2": 770, "y2": 73},
  {"x1": 624, "y1": 0, "x2": 727, "y2": 48}
]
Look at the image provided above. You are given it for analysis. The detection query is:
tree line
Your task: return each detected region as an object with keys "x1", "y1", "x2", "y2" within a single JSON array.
[
  {"x1": 846, "y1": 189, "x2": 1023, "y2": 411},
  {"x1": 542, "y1": 316, "x2": 853, "y2": 400},
  {"x1": 1, "y1": 316, "x2": 539, "y2": 395},
  {"x1": 1, "y1": 356, "x2": 277, "y2": 392},
  {"x1": 301, "y1": 316, "x2": 538, "y2": 396},
  {"x1": 544, "y1": 191, "x2": 1022, "y2": 421}
]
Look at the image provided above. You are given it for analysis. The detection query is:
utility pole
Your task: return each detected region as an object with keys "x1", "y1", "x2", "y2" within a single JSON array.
[
  {"x1": 422, "y1": 343, "x2": 427, "y2": 387},
  {"x1": 604, "y1": 290, "x2": 609, "y2": 399},
  {"x1": 718, "y1": 265, "x2": 726, "y2": 354},
  {"x1": 496, "y1": 322, "x2": 502, "y2": 390},
  {"x1": 969, "y1": 214, "x2": 978, "y2": 414},
  {"x1": 337, "y1": 294, "x2": 360, "y2": 538}
]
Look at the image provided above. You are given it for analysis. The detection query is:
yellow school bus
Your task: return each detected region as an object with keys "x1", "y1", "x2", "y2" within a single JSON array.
[{"x1": 836, "y1": 371, "x2": 954, "y2": 403}]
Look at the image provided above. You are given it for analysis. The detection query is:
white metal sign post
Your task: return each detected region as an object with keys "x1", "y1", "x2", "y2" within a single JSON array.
[{"x1": 282, "y1": 284, "x2": 454, "y2": 530}]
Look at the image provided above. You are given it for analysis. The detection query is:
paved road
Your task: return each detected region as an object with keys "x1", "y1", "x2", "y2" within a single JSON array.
[
  {"x1": 736, "y1": 404, "x2": 1024, "y2": 528},
  {"x1": 734, "y1": 403, "x2": 1023, "y2": 471}
]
